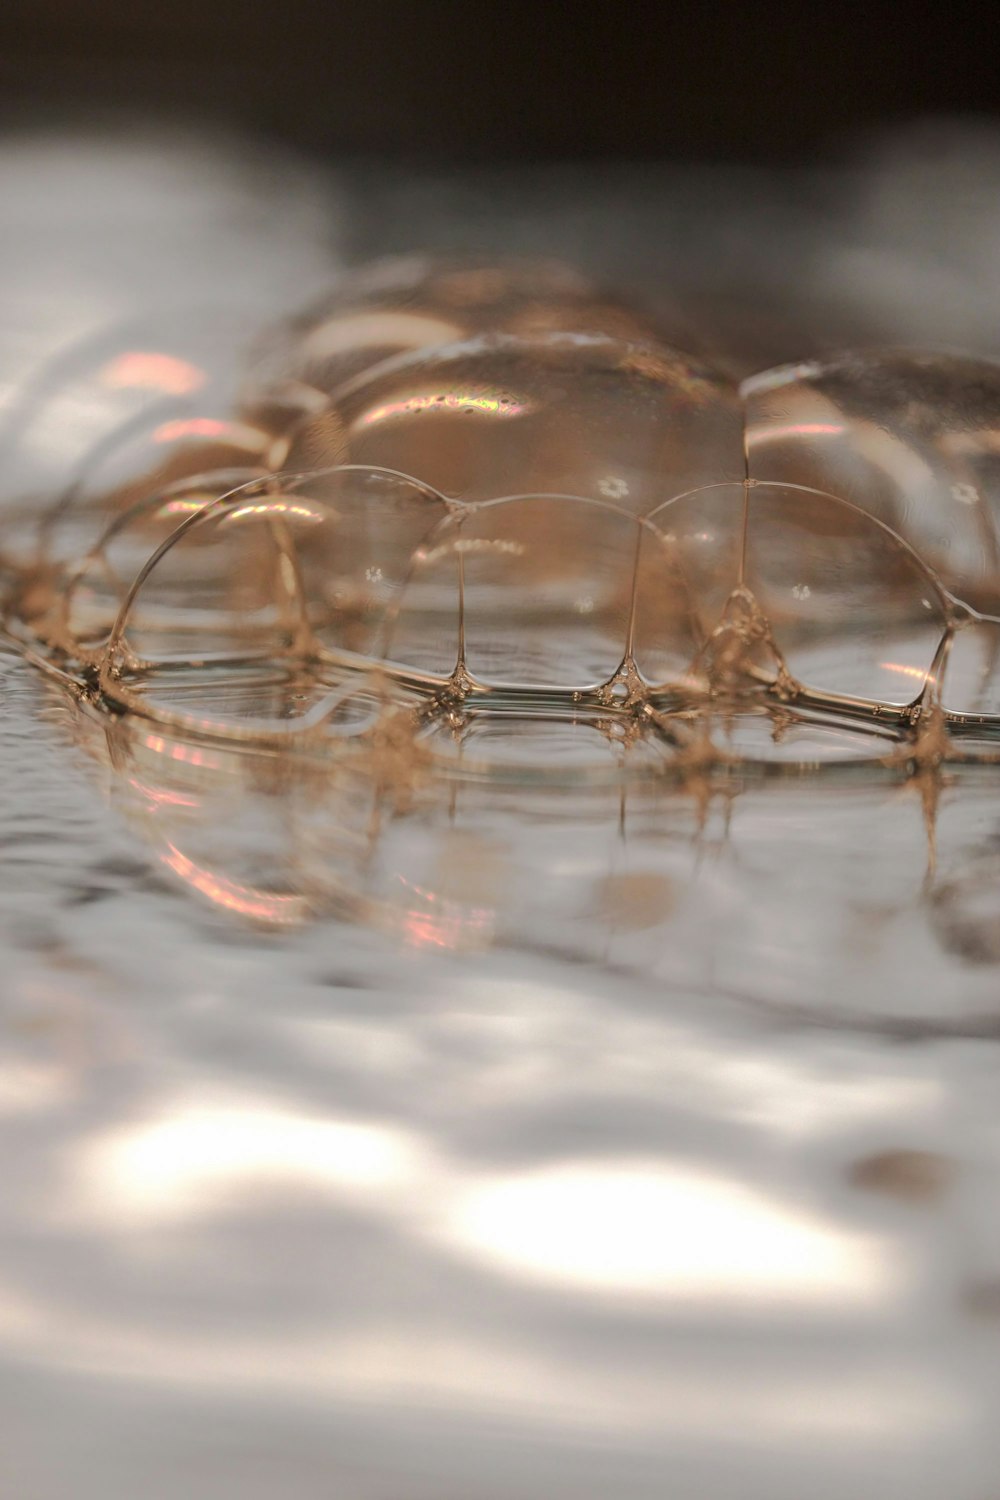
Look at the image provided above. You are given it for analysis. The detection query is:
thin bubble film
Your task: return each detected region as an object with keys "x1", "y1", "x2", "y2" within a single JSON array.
[
  {"x1": 241, "y1": 253, "x2": 695, "y2": 421},
  {"x1": 5, "y1": 256, "x2": 1000, "y2": 778}
]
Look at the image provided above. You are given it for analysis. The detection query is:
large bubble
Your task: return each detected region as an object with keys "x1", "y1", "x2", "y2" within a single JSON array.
[
  {"x1": 743, "y1": 350, "x2": 1000, "y2": 612},
  {"x1": 281, "y1": 332, "x2": 746, "y2": 517},
  {"x1": 242, "y1": 253, "x2": 686, "y2": 420}
]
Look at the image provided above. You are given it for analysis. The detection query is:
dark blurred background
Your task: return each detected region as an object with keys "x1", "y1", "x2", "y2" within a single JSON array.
[
  {"x1": 1, "y1": 2, "x2": 999, "y2": 374},
  {"x1": 0, "y1": 1, "x2": 995, "y2": 164}
]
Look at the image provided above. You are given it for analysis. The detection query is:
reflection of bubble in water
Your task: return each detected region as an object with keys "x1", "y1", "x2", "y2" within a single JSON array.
[{"x1": 56, "y1": 694, "x2": 1000, "y2": 1034}]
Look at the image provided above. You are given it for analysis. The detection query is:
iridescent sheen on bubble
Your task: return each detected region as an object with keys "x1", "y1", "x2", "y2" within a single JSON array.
[{"x1": 282, "y1": 332, "x2": 745, "y2": 516}]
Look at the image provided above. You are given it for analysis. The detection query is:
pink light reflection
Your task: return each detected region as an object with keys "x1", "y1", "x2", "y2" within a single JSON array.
[
  {"x1": 162, "y1": 842, "x2": 305, "y2": 926},
  {"x1": 142, "y1": 732, "x2": 223, "y2": 770},
  {"x1": 126, "y1": 775, "x2": 202, "y2": 811},
  {"x1": 152, "y1": 417, "x2": 269, "y2": 451},
  {"x1": 746, "y1": 422, "x2": 845, "y2": 444},
  {"x1": 395, "y1": 875, "x2": 493, "y2": 950},
  {"x1": 101, "y1": 352, "x2": 206, "y2": 397}
]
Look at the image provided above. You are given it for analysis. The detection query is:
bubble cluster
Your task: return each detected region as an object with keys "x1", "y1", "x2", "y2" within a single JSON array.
[{"x1": 6, "y1": 257, "x2": 1000, "y2": 778}]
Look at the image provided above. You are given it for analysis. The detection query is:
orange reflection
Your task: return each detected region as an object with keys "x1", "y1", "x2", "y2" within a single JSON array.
[
  {"x1": 101, "y1": 352, "x2": 207, "y2": 396},
  {"x1": 356, "y1": 389, "x2": 529, "y2": 428},
  {"x1": 395, "y1": 875, "x2": 493, "y2": 950},
  {"x1": 143, "y1": 732, "x2": 222, "y2": 769},
  {"x1": 158, "y1": 497, "x2": 217, "y2": 517},
  {"x1": 152, "y1": 416, "x2": 269, "y2": 450},
  {"x1": 126, "y1": 775, "x2": 202, "y2": 811},
  {"x1": 162, "y1": 842, "x2": 305, "y2": 925},
  {"x1": 746, "y1": 422, "x2": 844, "y2": 444},
  {"x1": 879, "y1": 662, "x2": 933, "y2": 683},
  {"x1": 221, "y1": 500, "x2": 325, "y2": 525}
]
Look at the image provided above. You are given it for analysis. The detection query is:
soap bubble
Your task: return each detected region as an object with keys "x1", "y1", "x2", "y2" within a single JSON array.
[
  {"x1": 98, "y1": 465, "x2": 451, "y2": 734},
  {"x1": 0, "y1": 307, "x2": 275, "y2": 605},
  {"x1": 740, "y1": 481, "x2": 951, "y2": 707},
  {"x1": 243, "y1": 254, "x2": 678, "y2": 423},
  {"x1": 282, "y1": 332, "x2": 745, "y2": 516},
  {"x1": 742, "y1": 350, "x2": 1000, "y2": 612},
  {"x1": 939, "y1": 619, "x2": 1000, "y2": 720},
  {"x1": 389, "y1": 495, "x2": 640, "y2": 690},
  {"x1": 48, "y1": 468, "x2": 268, "y2": 658},
  {"x1": 0, "y1": 309, "x2": 259, "y2": 505},
  {"x1": 642, "y1": 479, "x2": 953, "y2": 708}
]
